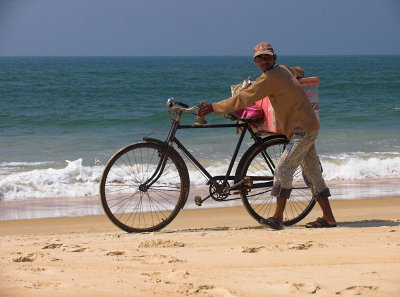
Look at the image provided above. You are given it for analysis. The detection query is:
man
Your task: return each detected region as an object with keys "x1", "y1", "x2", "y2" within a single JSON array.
[{"x1": 198, "y1": 42, "x2": 336, "y2": 230}]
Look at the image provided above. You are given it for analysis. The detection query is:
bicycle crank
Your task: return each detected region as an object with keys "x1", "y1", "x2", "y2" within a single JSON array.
[{"x1": 194, "y1": 177, "x2": 253, "y2": 206}]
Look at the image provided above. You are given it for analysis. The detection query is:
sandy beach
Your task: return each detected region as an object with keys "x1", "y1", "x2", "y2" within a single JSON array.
[{"x1": 1, "y1": 197, "x2": 399, "y2": 297}]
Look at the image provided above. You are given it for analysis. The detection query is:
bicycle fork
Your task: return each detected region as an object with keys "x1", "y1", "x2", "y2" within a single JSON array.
[
  {"x1": 138, "y1": 143, "x2": 171, "y2": 192},
  {"x1": 140, "y1": 117, "x2": 182, "y2": 192}
]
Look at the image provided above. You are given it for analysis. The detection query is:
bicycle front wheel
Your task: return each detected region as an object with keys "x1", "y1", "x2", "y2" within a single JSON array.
[
  {"x1": 99, "y1": 142, "x2": 189, "y2": 232},
  {"x1": 237, "y1": 136, "x2": 316, "y2": 226}
]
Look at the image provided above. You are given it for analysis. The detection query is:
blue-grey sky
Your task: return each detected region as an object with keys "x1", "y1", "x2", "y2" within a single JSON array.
[{"x1": 1, "y1": 0, "x2": 399, "y2": 56}]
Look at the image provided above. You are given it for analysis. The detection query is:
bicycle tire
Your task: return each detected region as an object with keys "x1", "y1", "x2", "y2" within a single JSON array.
[
  {"x1": 236, "y1": 136, "x2": 316, "y2": 226},
  {"x1": 99, "y1": 142, "x2": 189, "y2": 232}
]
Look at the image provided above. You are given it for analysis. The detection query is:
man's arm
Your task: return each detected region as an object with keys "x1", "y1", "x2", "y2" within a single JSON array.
[{"x1": 197, "y1": 68, "x2": 281, "y2": 117}]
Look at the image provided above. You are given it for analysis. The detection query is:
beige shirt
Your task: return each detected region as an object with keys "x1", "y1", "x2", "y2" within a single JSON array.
[{"x1": 212, "y1": 65, "x2": 319, "y2": 139}]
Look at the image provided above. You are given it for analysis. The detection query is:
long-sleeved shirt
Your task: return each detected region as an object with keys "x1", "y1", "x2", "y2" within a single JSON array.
[{"x1": 212, "y1": 65, "x2": 319, "y2": 139}]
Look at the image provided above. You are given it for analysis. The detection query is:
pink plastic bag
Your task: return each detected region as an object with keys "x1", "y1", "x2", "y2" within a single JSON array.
[
  {"x1": 254, "y1": 97, "x2": 284, "y2": 134},
  {"x1": 233, "y1": 104, "x2": 264, "y2": 121}
]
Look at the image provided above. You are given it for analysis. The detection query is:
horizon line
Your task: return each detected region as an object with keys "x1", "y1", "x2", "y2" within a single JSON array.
[{"x1": 1, "y1": 53, "x2": 399, "y2": 58}]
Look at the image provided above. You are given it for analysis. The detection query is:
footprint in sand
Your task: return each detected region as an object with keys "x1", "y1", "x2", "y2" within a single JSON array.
[
  {"x1": 289, "y1": 241, "x2": 314, "y2": 250},
  {"x1": 194, "y1": 285, "x2": 216, "y2": 293},
  {"x1": 42, "y1": 243, "x2": 63, "y2": 249},
  {"x1": 141, "y1": 270, "x2": 190, "y2": 285},
  {"x1": 292, "y1": 282, "x2": 320, "y2": 294},
  {"x1": 336, "y1": 285, "x2": 378, "y2": 295},
  {"x1": 138, "y1": 239, "x2": 186, "y2": 248},
  {"x1": 132, "y1": 254, "x2": 185, "y2": 264},
  {"x1": 193, "y1": 284, "x2": 237, "y2": 297},
  {"x1": 13, "y1": 255, "x2": 35, "y2": 262},
  {"x1": 241, "y1": 246, "x2": 266, "y2": 253},
  {"x1": 106, "y1": 251, "x2": 125, "y2": 256},
  {"x1": 288, "y1": 240, "x2": 327, "y2": 250},
  {"x1": 242, "y1": 245, "x2": 283, "y2": 253}
]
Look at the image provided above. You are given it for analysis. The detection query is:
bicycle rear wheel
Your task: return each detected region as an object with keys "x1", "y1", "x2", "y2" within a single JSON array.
[
  {"x1": 237, "y1": 136, "x2": 316, "y2": 226},
  {"x1": 99, "y1": 142, "x2": 189, "y2": 232}
]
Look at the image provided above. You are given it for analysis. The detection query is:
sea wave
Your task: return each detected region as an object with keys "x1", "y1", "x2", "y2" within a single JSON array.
[
  {"x1": 320, "y1": 152, "x2": 400, "y2": 180},
  {"x1": 0, "y1": 159, "x2": 102, "y2": 201},
  {"x1": 0, "y1": 153, "x2": 399, "y2": 201}
]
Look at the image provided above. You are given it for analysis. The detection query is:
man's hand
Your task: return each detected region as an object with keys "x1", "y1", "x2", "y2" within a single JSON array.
[{"x1": 197, "y1": 102, "x2": 213, "y2": 117}]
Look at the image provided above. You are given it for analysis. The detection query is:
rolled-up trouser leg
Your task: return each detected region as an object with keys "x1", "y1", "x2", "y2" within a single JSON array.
[
  {"x1": 301, "y1": 144, "x2": 331, "y2": 201},
  {"x1": 272, "y1": 130, "x2": 329, "y2": 200}
]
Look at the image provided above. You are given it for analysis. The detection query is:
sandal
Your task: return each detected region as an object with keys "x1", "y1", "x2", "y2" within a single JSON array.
[
  {"x1": 259, "y1": 217, "x2": 284, "y2": 230},
  {"x1": 306, "y1": 217, "x2": 337, "y2": 228}
]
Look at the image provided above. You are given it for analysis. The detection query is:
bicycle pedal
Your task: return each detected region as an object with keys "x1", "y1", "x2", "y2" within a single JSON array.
[{"x1": 194, "y1": 196, "x2": 202, "y2": 206}]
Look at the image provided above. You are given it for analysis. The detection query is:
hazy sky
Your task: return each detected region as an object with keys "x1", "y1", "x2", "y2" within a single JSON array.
[{"x1": 0, "y1": 0, "x2": 399, "y2": 56}]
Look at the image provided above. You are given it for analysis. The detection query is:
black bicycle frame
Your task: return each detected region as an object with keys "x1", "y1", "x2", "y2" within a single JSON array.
[{"x1": 142, "y1": 112, "x2": 277, "y2": 192}]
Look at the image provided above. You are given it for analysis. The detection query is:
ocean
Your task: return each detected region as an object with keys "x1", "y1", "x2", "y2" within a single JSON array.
[{"x1": 1, "y1": 56, "x2": 399, "y2": 219}]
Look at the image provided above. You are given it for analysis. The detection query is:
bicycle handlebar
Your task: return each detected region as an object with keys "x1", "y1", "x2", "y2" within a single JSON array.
[
  {"x1": 165, "y1": 97, "x2": 242, "y2": 122},
  {"x1": 166, "y1": 97, "x2": 200, "y2": 113}
]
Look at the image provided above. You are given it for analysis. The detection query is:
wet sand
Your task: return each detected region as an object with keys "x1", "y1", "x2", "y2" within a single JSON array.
[{"x1": 2, "y1": 178, "x2": 400, "y2": 221}]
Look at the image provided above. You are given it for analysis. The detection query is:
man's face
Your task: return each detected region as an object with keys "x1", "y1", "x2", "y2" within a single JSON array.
[{"x1": 254, "y1": 54, "x2": 276, "y2": 72}]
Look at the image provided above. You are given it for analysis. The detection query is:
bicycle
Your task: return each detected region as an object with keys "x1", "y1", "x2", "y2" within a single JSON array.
[{"x1": 99, "y1": 98, "x2": 316, "y2": 232}]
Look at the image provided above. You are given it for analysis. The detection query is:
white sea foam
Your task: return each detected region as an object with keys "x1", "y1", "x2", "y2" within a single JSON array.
[
  {"x1": 320, "y1": 152, "x2": 400, "y2": 180},
  {"x1": 0, "y1": 159, "x2": 103, "y2": 201},
  {"x1": 0, "y1": 153, "x2": 399, "y2": 201}
]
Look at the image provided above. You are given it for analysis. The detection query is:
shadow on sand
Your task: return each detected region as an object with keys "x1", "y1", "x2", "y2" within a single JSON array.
[
  {"x1": 160, "y1": 219, "x2": 400, "y2": 234},
  {"x1": 336, "y1": 219, "x2": 400, "y2": 228}
]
